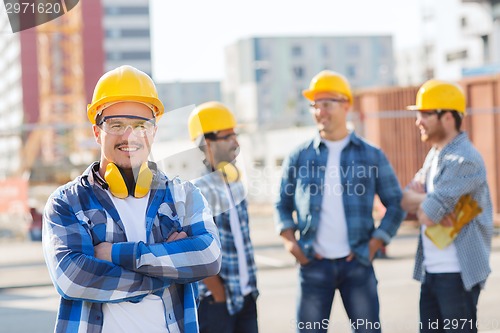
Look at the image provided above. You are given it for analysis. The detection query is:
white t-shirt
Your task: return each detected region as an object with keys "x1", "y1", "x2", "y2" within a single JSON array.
[
  {"x1": 225, "y1": 185, "x2": 252, "y2": 296},
  {"x1": 422, "y1": 150, "x2": 461, "y2": 273},
  {"x1": 313, "y1": 136, "x2": 351, "y2": 259},
  {"x1": 102, "y1": 192, "x2": 171, "y2": 333}
]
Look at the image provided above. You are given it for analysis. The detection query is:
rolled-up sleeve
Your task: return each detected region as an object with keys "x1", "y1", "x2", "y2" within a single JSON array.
[{"x1": 421, "y1": 158, "x2": 484, "y2": 224}]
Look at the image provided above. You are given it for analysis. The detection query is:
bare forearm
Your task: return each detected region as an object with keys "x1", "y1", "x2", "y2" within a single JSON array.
[{"x1": 401, "y1": 190, "x2": 426, "y2": 214}]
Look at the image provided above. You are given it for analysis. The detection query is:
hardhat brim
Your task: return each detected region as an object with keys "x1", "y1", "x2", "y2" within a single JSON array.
[
  {"x1": 407, "y1": 105, "x2": 439, "y2": 112},
  {"x1": 302, "y1": 89, "x2": 316, "y2": 101},
  {"x1": 88, "y1": 95, "x2": 164, "y2": 124},
  {"x1": 302, "y1": 89, "x2": 352, "y2": 104}
]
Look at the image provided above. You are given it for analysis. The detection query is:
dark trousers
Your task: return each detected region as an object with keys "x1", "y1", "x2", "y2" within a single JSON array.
[
  {"x1": 198, "y1": 294, "x2": 258, "y2": 333},
  {"x1": 420, "y1": 273, "x2": 480, "y2": 333},
  {"x1": 297, "y1": 257, "x2": 380, "y2": 333}
]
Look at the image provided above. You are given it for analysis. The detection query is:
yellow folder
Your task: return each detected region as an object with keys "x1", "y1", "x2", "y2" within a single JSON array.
[{"x1": 424, "y1": 194, "x2": 482, "y2": 249}]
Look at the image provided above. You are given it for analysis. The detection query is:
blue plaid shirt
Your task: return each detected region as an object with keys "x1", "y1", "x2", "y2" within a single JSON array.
[
  {"x1": 193, "y1": 169, "x2": 258, "y2": 315},
  {"x1": 412, "y1": 132, "x2": 493, "y2": 290},
  {"x1": 275, "y1": 132, "x2": 406, "y2": 266},
  {"x1": 42, "y1": 162, "x2": 221, "y2": 333}
]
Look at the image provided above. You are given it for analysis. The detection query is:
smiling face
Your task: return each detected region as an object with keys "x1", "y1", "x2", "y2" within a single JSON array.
[
  {"x1": 310, "y1": 92, "x2": 350, "y2": 140},
  {"x1": 93, "y1": 102, "x2": 156, "y2": 176},
  {"x1": 415, "y1": 111, "x2": 446, "y2": 143}
]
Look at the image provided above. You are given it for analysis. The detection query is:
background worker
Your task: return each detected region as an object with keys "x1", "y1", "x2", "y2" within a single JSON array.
[
  {"x1": 188, "y1": 101, "x2": 259, "y2": 333},
  {"x1": 275, "y1": 70, "x2": 406, "y2": 333},
  {"x1": 43, "y1": 65, "x2": 221, "y2": 333},
  {"x1": 401, "y1": 79, "x2": 493, "y2": 333}
]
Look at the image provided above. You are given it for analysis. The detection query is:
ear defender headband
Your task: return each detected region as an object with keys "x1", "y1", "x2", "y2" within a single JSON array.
[{"x1": 104, "y1": 162, "x2": 153, "y2": 198}]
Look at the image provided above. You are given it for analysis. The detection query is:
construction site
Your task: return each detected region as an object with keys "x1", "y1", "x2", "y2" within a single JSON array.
[
  {"x1": 1, "y1": 1, "x2": 500, "y2": 333},
  {"x1": 2, "y1": 1, "x2": 500, "y2": 239}
]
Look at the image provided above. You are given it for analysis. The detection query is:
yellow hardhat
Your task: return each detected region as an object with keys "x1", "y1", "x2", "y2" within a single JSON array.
[
  {"x1": 87, "y1": 65, "x2": 165, "y2": 124},
  {"x1": 302, "y1": 70, "x2": 353, "y2": 104},
  {"x1": 188, "y1": 101, "x2": 237, "y2": 141},
  {"x1": 407, "y1": 79, "x2": 466, "y2": 114}
]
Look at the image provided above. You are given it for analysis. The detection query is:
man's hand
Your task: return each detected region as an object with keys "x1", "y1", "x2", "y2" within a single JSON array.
[
  {"x1": 166, "y1": 231, "x2": 188, "y2": 242},
  {"x1": 94, "y1": 242, "x2": 113, "y2": 262},
  {"x1": 368, "y1": 238, "x2": 385, "y2": 261},
  {"x1": 280, "y1": 229, "x2": 309, "y2": 265},
  {"x1": 416, "y1": 206, "x2": 436, "y2": 227},
  {"x1": 440, "y1": 213, "x2": 455, "y2": 228},
  {"x1": 203, "y1": 275, "x2": 226, "y2": 302}
]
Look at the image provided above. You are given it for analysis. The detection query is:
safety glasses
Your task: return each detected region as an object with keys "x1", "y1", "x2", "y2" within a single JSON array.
[
  {"x1": 97, "y1": 115, "x2": 156, "y2": 137},
  {"x1": 309, "y1": 98, "x2": 348, "y2": 112}
]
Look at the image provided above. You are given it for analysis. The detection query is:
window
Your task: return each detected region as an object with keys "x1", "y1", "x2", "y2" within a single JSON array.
[
  {"x1": 347, "y1": 65, "x2": 357, "y2": 79},
  {"x1": 105, "y1": 6, "x2": 149, "y2": 15},
  {"x1": 321, "y1": 44, "x2": 329, "y2": 57},
  {"x1": 293, "y1": 66, "x2": 304, "y2": 79},
  {"x1": 461, "y1": 17, "x2": 467, "y2": 28},
  {"x1": 446, "y1": 50, "x2": 468, "y2": 62},
  {"x1": 105, "y1": 29, "x2": 150, "y2": 38},
  {"x1": 291, "y1": 45, "x2": 302, "y2": 57},
  {"x1": 106, "y1": 29, "x2": 121, "y2": 38},
  {"x1": 424, "y1": 44, "x2": 433, "y2": 57},
  {"x1": 254, "y1": 39, "x2": 270, "y2": 60},
  {"x1": 424, "y1": 68, "x2": 434, "y2": 80},
  {"x1": 255, "y1": 68, "x2": 267, "y2": 82},
  {"x1": 107, "y1": 51, "x2": 150, "y2": 60},
  {"x1": 347, "y1": 43, "x2": 360, "y2": 57},
  {"x1": 254, "y1": 159, "x2": 265, "y2": 168},
  {"x1": 121, "y1": 29, "x2": 150, "y2": 38},
  {"x1": 481, "y1": 35, "x2": 489, "y2": 62}
]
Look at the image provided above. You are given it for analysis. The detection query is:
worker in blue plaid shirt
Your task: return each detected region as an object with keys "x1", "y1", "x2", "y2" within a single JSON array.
[
  {"x1": 188, "y1": 102, "x2": 259, "y2": 333},
  {"x1": 402, "y1": 79, "x2": 493, "y2": 333},
  {"x1": 276, "y1": 71, "x2": 405, "y2": 333},
  {"x1": 42, "y1": 66, "x2": 221, "y2": 333}
]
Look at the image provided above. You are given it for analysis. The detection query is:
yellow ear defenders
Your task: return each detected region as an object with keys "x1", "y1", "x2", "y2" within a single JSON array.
[
  {"x1": 104, "y1": 162, "x2": 153, "y2": 198},
  {"x1": 216, "y1": 161, "x2": 240, "y2": 183}
]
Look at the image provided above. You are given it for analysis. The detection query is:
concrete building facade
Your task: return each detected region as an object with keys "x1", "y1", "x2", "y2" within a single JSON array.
[
  {"x1": 396, "y1": 0, "x2": 500, "y2": 84},
  {"x1": 155, "y1": 81, "x2": 221, "y2": 141},
  {"x1": 223, "y1": 36, "x2": 395, "y2": 131},
  {"x1": 102, "y1": 0, "x2": 152, "y2": 76}
]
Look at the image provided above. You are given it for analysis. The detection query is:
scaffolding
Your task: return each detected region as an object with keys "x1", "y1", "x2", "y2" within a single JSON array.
[{"x1": 18, "y1": 2, "x2": 88, "y2": 183}]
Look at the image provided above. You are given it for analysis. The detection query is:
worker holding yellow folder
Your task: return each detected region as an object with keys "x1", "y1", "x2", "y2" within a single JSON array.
[{"x1": 401, "y1": 79, "x2": 493, "y2": 333}]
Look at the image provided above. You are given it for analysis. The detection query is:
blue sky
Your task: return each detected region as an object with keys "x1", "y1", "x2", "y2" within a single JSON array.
[{"x1": 150, "y1": 0, "x2": 422, "y2": 82}]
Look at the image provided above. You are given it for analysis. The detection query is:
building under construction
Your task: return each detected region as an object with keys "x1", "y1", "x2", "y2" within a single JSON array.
[{"x1": 0, "y1": 0, "x2": 152, "y2": 237}]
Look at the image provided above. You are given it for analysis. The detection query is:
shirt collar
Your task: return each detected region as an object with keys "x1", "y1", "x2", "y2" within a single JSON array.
[
  {"x1": 439, "y1": 131, "x2": 467, "y2": 154},
  {"x1": 313, "y1": 131, "x2": 361, "y2": 150}
]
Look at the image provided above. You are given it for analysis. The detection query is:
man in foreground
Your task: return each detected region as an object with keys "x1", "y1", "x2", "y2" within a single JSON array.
[{"x1": 43, "y1": 65, "x2": 221, "y2": 333}]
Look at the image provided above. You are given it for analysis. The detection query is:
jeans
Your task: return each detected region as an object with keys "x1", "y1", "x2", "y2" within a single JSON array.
[
  {"x1": 420, "y1": 273, "x2": 480, "y2": 333},
  {"x1": 198, "y1": 294, "x2": 258, "y2": 333},
  {"x1": 297, "y1": 257, "x2": 380, "y2": 333}
]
